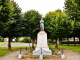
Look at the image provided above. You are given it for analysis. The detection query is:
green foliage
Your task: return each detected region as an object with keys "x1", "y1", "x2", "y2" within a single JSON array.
[
  {"x1": 1, "y1": 1, "x2": 22, "y2": 38},
  {"x1": 11, "y1": 1, "x2": 22, "y2": 20},
  {"x1": 51, "y1": 11, "x2": 74, "y2": 38},
  {"x1": 44, "y1": 9, "x2": 74, "y2": 39},
  {"x1": 23, "y1": 10, "x2": 42, "y2": 36},
  {"x1": 23, "y1": 9, "x2": 42, "y2": 48},
  {"x1": 48, "y1": 39, "x2": 52, "y2": 43},
  {"x1": 0, "y1": 0, "x2": 14, "y2": 35},
  {"x1": 54, "y1": 52, "x2": 58, "y2": 55},
  {"x1": 62, "y1": 38, "x2": 66, "y2": 40},
  {"x1": 64, "y1": 0, "x2": 80, "y2": 21},
  {"x1": 22, "y1": 37, "x2": 30, "y2": 43},
  {"x1": 64, "y1": 0, "x2": 80, "y2": 38},
  {"x1": 0, "y1": 0, "x2": 22, "y2": 49},
  {"x1": 52, "y1": 49, "x2": 55, "y2": 52},
  {"x1": 15, "y1": 38, "x2": 19, "y2": 42},
  {"x1": 0, "y1": 38, "x2": 4, "y2": 42},
  {"x1": 0, "y1": 37, "x2": 4, "y2": 42}
]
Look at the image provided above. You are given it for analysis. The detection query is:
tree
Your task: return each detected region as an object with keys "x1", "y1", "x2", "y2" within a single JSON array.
[
  {"x1": 44, "y1": 9, "x2": 74, "y2": 48},
  {"x1": 23, "y1": 10, "x2": 42, "y2": 49},
  {"x1": 43, "y1": 11, "x2": 54, "y2": 44},
  {"x1": 64, "y1": 0, "x2": 80, "y2": 46},
  {"x1": 64, "y1": 0, "x2": 80, "y2": 21},
  {"x1": 53, "y1": 11, "x2": 73, "y2": 46},
  {"x1": 0, "y1": 0, "x2": 14, "y2": 49},
  {"x1": 0, "y1": 0, "x2": 14, "y2": 35},
  {"x1": 1, "y1": 1, "x2": 22, "y2": 49}
]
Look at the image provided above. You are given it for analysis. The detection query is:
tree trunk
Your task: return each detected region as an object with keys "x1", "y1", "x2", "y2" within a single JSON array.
[
  {"x1": 74, "y1": 37, "x2": 76, "y2": 46},
  {"x1": 8, "y1": 37, "x2": 11, "y2": 50},
  {"x1": 67, "y1": 38, "x2": 69, "y2": 45},
  {"x1": 52, "y1": 38, "x2": 54, "y2": 45},
  {"x1": 55, "y1": 38, "x2": 58, "y2": 48},
  {"x1": 61, "y1": 38, "x2": 62, "y2": 45},
  {"x1": 59, "y1": 38, "x2": 61, "y2": 44},
  {"x1": 79, "y1": 37, "x2": 80, "y2": 45},
  {"x1": 31, "y1": 36, "x2": 34, "y2": 49}
]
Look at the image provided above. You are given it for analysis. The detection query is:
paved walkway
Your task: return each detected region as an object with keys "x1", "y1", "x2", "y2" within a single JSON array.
[
  {"x1": 0, "y1": 50, "x2": 80, "y2": 60},
  {"x1": 0, "y1": 43, "x2": 36, "y2": 47}
]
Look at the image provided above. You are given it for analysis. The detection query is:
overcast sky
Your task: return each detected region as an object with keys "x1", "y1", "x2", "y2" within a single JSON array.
[{"x1": 14, "y1": 0, "x2": 65, "y2": 16}]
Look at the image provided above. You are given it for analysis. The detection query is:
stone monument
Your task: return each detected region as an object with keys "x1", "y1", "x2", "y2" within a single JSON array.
[{"x1": 33, "y1": 18, "x2": 52, "y2": 59}]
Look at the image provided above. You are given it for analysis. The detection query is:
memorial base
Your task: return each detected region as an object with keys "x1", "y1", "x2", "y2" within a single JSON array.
[
  {"x1": 33, "y1": 31, "x2": 52, "y2": 59},
  {"x1": 33, "y1": 49, "x2": 52, "y2": 55},
  {"x1": 18, "y1": 54, "x2": 22, "y2": 59},
  {"x1": 39, "y1": 55, "x2": 43, "y2": 59},
  {"x1": 58, "y1": 51, "x2": 61, "y2": 54},
  {"x1": 61, "y1": 54, "x2": 65, "y2": 59}
]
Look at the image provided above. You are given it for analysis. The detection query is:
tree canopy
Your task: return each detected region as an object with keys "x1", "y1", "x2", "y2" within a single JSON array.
[
  {"x1": 44, "y1": 9, "x2": 74, "y2": 48},
  {"x1": 0, "y1": 0, "x2": 14, "y2": 35},
  {"x1": 0, "y1": 1, "x2": 22, "y2": 49},
  {"x1": 23, "y1": 9, "x2": 42, "y2": 48}
]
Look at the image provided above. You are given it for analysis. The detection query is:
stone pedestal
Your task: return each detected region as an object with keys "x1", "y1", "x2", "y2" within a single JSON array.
[
  {"x1": 36, "y1": 31, "x2": 49, "y2": 50},
  {"x1": 33, "y1": 31, "x2": 52, "y2": 55},
  {"x1": 61, "y1": 54, "x2": 65, "y2": 59},
  {"x1": 18, "y1": 54, "x2": 22, "y2": 59},
  {"x1": 58, "y1": 51, "x2": 61, "y2": 54},
  {"x1": 39, "y1": 55, "x2": 43, "y2": 59}
]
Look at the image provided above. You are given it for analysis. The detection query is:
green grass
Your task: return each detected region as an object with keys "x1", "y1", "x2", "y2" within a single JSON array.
[
  {"x1": 49, "y1": 44, "x2": 80, "y2": 54},
  {"x1": 0, "y1": 44, "x2": 80, "y2": 57},
  {"x1": 0, "y1": 47, "x2": 30, "y2": 57}
]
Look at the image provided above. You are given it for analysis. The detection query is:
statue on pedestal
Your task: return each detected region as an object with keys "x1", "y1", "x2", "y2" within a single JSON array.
[
  {"x1": 33, "y1": 18, "x2": 52, "y2": 59},
  {"x1": 40, "y1": 18, "x2": 44, "y2": 31}
]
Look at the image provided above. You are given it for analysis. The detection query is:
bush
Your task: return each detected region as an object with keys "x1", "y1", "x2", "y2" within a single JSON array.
[
  {"x1": 15, "y1": 38, "x2": 19, "y2": 42},
  {"x1": 48, "y1": 39, "x2": 52, "y2": 43},
  {"x1": 0, "y1": 38, "x2": 4, "y2": 42},
  {"x1": 22, "y1": 37, "x2": 31, "y2": 43},
  {"x1": 52, "y1": 49, "x2": 55, "y2": 52},
  {"x1": 54, "y1": 52, "x2": 58, "y2": 55},
  {"x1": 48, "y1": 39, "x2": 56, "y2": 44}
]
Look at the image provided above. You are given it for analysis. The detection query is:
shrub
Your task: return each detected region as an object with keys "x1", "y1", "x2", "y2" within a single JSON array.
[
  {"x1": 48, "y1": 39, "x2": 52, "y2": 43},
  {"x1": 15, "y1": 38, "x2": 19, "y2": 42},
  {"x1": 54, "y1": 52, "x2": 58, "y2": 55},
  {"x1": 48, "y1": 39, "x2": 56, "y2": 43},
  {"x1": 52, "y1": 49, "x2": 55, "y2": 52},
  {"x1": 22, "y1": 37, "x2": 30, "y2": 43},
  {"x1": 0, "y1": 38, "x2": 4, "y2": 42}
]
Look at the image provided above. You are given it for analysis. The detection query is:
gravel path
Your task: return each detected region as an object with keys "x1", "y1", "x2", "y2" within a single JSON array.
[
  {"x1": 0, "y1": 50, "x2": 80, "y2": 60},
  {"x1": 0, "y1": 50, "x2": 20, "y2": 60},
  {"x1": 63, "y1": 50, "x2": 80, "y2": 60}
]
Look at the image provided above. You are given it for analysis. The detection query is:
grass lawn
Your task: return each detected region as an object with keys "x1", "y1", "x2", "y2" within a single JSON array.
[
  {"x1": 0, "y1": 47, "x2": 28, "y2": 57},
  {"x1": 49, "y1": 44, "x2": 80, "y2": 54},
  {"x1": 0, "y1": 44, "x2": 80, "y2": 57}
]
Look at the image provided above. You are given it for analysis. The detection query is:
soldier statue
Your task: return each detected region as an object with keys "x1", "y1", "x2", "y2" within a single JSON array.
[{"x1": 40, "y1": 18, "x2": 44, "y2": 31}]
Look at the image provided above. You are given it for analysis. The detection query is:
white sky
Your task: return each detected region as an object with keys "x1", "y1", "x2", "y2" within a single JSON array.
[{"x1": 14, "y1": 0, "x2": 65, "y2": 16}]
